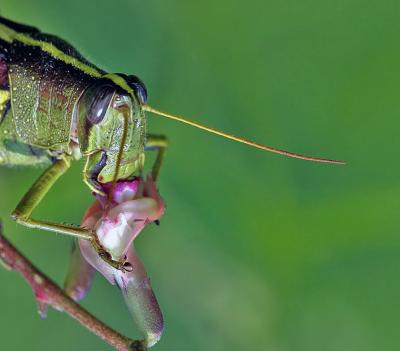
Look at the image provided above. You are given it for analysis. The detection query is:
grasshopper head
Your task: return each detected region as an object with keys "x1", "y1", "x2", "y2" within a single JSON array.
[{"x1": 77, "y1": 76, "x2": 148, "y2": 193}]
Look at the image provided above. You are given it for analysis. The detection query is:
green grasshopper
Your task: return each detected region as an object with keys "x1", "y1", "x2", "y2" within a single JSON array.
[{"x1": 0, "y1": 16, "x2": 344, "y2": 270}]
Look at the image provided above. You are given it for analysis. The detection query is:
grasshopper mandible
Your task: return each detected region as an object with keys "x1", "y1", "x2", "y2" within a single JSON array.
[{"x1": 0, "y1": 16, "x2": 344, "y2": 270}]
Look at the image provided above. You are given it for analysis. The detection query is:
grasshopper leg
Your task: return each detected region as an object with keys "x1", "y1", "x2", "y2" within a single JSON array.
[
  {"x1": 145, "y1": 134, "x2": 168, "y2": 182},
  {"x1": 11, "y1": 155, "x2": 93, "y2": 240}
]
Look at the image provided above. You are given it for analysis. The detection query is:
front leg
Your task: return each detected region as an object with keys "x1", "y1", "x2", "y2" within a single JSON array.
[
  {"x1": 11, "y1": 155, "x2": 92, "y2": 240},
  {"x1": 11, "y1": 155, "x2": 135, "y2": 272},
  {"x1": 145, "y1": 134, "x2": 168, "y2": 181}
]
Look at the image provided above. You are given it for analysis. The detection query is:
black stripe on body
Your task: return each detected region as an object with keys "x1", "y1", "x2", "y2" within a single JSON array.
[
  {"x1": 0, "y1": 16, "x2": 143, "y2": 114},
  {"x1": 0, "y1": 16, "x2": 40, "y2": 35},
  {"x1": 0, "y1": 16, "x2": 103, "y2": 73}
]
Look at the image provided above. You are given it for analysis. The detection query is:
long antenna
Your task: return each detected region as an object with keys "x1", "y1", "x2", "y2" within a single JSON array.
[{"x1": 143, "y1": 105, "x2": 345, "y2": 165}]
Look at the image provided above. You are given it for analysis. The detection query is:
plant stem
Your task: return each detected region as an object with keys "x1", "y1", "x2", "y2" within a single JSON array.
[{"x1": 0, "y1": 227, "x2": 146, "y2": 351}]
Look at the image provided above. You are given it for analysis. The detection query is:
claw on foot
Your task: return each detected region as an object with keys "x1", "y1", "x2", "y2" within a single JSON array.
[{"x1": 90, "y1": 234, "x2": 133, "y2": 273}]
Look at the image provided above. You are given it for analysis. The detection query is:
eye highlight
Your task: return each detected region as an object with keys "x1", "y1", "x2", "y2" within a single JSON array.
[{"x1": 86, "y1": 84, "x2": 115, "y2": 125}]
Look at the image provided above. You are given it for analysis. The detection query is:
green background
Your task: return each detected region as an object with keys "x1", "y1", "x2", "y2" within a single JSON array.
[{"x1": 0, "y1": 1, "x2": 399, "y2": 350}]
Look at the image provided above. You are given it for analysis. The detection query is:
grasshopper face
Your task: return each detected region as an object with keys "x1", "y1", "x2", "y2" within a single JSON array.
[{"x1": 77, "y1": 77, "x2": 147, "y2": 192}]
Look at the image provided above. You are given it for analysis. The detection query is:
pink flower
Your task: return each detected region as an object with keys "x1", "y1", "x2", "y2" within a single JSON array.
[{"x1": 64, "y1": 176, "x2": 165, "y2": 347}]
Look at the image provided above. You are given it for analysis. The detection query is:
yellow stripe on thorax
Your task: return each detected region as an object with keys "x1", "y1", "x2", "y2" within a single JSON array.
[
  {"x1": 103, "y1": 73, "x2": 135, "y2": 97},
  {"x1": 16, "y1": 33, "x2": 103, "y2": 78},
  {"x1": 0, "y1": 89, "x2": 10, "y2": 114},
  {"x1": 0, "y1": 22, "x2": 15, "y2": 43},
  {"x1": 0, "y1": 22, "x2": 102, "y2": 78},
  {"x1": 0, "y1": 22, "x2": 137, "y2": 99}
]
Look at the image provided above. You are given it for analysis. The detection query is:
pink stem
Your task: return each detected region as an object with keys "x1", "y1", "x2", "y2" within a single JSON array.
[{"x1": 0, "y1": 228, "x2": 146, "y2": 351}]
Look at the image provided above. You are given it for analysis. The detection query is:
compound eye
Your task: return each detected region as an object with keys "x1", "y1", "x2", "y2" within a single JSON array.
[
  {"x1": 87, "y1": 84, "x2": 115, "y2": 124},
  {"x1": 127, "y1": 75, "x2": 148, "y2": 103}
]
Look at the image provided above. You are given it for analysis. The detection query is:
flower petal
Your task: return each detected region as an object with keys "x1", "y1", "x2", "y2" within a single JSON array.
[
  {"x1": 64, "y1": 240, "x2": 96, "y2": 302},
  {"x1": 143, "y1": 175, "x2": 165, "y2": 222},
  {"x1": 96, "y1": 214, "x2": 146, "y2": 259},
  {"x1": 76, "y1": 176, "x2": 165, "y2": 347},
  {"x1": 79, "y1": 238, "x2": 116, "y2": 285},
  {"x1": 114, "y1": 246, "x2": 164, "y2": 347},
  {"x1": 78, "y1": 235, "x2": 164, "y2": 347}
]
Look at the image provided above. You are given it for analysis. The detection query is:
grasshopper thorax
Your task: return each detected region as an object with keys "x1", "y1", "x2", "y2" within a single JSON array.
[{"x1": 77, "y1": 75, "x2": 148, "y2": 193}]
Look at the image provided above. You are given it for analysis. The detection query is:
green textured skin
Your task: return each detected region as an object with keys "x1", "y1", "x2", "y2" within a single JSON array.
[
  {"x1": 78, "y1": 88, "x2": 146, "y2": 185},
  {"x1": 0, "y1": 93, "x2": 49, "y2": 166},
  {"x1": 0, "y1": 17, "x2": 97, "y2": 166},
  {"x1": 8, "y1": 47, "x2": 89, "y2": 148},
  {"x1": 0, "y1": 17, "x2": 147, "y2": 187},
  {"x1": 0, "y1": 46, "x2": 92, "y2": 166}
]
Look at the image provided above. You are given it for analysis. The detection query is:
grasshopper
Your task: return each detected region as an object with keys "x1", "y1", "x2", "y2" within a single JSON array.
[{"x1": 0, "y1": 16, "x2": 344, "y2": 270}]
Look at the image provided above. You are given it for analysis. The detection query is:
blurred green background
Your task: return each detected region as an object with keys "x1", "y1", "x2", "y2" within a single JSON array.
[{"x1": 1, "y1": 0, "x2": 399, "y2": 350}]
